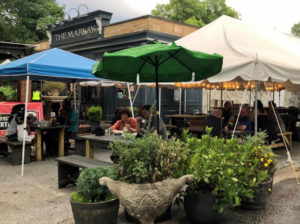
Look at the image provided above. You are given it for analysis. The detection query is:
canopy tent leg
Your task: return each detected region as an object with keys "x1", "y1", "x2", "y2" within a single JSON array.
[
  {"x1": 132, "y1": 84, "x2": 141, "y2": 105},
  {"x1": 254, "y1": 81, "x2": 258, "y2": 135},
  {"x1": 73, "y1": 83, "x2": 77, "y2": 112},
  {"x1": 127, "y1": 83, "x2": 134, "y2": 118},
  {"x1": 21, "y1": 75, "x2": 30, "y2": 176},
  {"x1": 220, "y1": 89, "x2": 223, "y2": 107}
]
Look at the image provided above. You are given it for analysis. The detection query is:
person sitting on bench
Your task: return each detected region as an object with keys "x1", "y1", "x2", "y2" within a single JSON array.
[{"x1": 6, "y1": 104, "x2": 25, "y2": 141}]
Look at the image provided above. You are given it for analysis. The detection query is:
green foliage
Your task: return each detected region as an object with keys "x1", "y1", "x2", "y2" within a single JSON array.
[
  {"x1": 109, "y1": 133, "x2": 191, "y2": 184},
  {"x1": 184, "y1": 128, "x2": 276, "y2": 213},
  {"x1": 87, "y1": 106, "x2": 103, "y2": 122},
  {"x1": 0, "y1": 0, "x2": 65, "y2": 43},
  {"x1": 291, "y1": 22, "x2": 300, "y2": 37},
  {"x1": 43, "y1": 81, "x2": 66, "y2": 91},
  {"x1": 0, "y1": 81, "x2": 17, "y2": 100},
  {"x1": 152, "y1": 0, "x2": 239, "y2": 27},
  {"x1": 71, "y1": 166, "x2": 116, "y2": 203}
]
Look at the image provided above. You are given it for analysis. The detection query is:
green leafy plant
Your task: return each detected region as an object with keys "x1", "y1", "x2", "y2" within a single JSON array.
[
  {"x1": 0, "y1": 85, "x2": 17, "y2": 101},
  {"x1": 183, "y1": 128, "x2": 276, "y2": 214},
  {"x1": 71, "y1": 166, "x2": 116, "y2": 203},
  {"x1": 43, "y1": 81, "x2": 66, "y2": 96},
  {"x1": 87, "y1": 106, "x2": 103, "y2": 123},
  {"x1": 109, "y1": 133, "x2": 190, "y2": 184}
]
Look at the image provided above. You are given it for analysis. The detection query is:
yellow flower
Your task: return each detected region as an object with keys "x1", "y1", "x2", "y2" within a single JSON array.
[
  {"x1": 258, "y1": 146, "x2": 262, "y2": 149},
  {"x1": 264, "y1": 163, "x2": 268, "y2": 167},
  {"x1": 270, "y1": 153, "x2": 273, "y2": 157},
  {"x1": 249, "y1": 162, "x2": 252, "y2": 166},
  {"x1": 268, "y1": 159, "x2": 272, "y2": 164},
  {"x1": 264, "y1": 154, "x2": 268, "y2": 158},
  {"x1": 260, "y1": 158, "x2": 264, "y2": 162},
  {"x1": 268, "y1": 188, "x2": 272, "y2": 192}
]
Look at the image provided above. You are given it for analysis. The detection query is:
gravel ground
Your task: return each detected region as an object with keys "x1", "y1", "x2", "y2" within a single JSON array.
[{"x1": 1, "y1": 143, "x2": 300, "y2": 224}]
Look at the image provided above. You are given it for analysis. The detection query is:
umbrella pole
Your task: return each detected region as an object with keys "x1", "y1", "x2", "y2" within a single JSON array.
[
  {"x1": 21, "y1": 75, "x2": 29, "y2": 176},
  {"x1": 179, "y1": 88, "x2": 182, "y2": 115},
  {"x1": 184, "y1": 89, "x2": 187, "y2": 113},
  {"x1": 159, "y1": 88, "x2": 161, "y2": 118},
  {"x1": 155, "y1": 65, "x2": 159, "y2": 132}
]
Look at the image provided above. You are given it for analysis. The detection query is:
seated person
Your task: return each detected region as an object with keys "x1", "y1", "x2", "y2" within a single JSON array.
[
  {"x1": 6, "y1": 104, "x2": 25, "y2": 141},
  {"x1": 236, "y1": 105, "x2": 251, "y2": 131},
  {"x1": 251, "y1": 99, "x2": 267, "y2": 122},
  {"x1": 111, "y1": 108, "x2": 137, "y2": 134},
  {"x1": 267, "y1": 101, "x2": 286, "y2": 133},
  {"x1": 17, "y1": 116, "x2": 35, "y2": 142},
  {"x1": 204, "y1": 109, "x2": 223, "y2": 137},
  {"x1": 60, "y1": 99, "x2": 78, "y2": 155},
  {"x1": 222, "y1": 101, "x2": 232, "y2": 126},
  {"x1": 136, "y1": 105, "x2": 167, "y2": 140}
]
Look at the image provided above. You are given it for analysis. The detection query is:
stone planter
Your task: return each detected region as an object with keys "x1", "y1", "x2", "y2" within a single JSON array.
[
  {"x1": 99, "y1": 175, "x2": 194, "y2": 224},
  {"x1": 184, "y1": 190, "x2": 226, "y2": 224},
  {"x1": 70, "y1": 198, "x2": 119, "y2": 224}
]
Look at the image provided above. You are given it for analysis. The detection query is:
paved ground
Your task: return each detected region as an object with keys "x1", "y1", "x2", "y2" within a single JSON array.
[{"x1": 1, "y1": 143, "x2": 300, "y2": 224}]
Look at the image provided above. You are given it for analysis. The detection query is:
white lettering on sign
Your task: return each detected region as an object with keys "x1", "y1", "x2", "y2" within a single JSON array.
[{"x1": 54, "y1": 25, "x2": 98, "y2": 41}]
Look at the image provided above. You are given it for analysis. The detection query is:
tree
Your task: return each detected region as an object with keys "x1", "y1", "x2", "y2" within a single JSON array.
[
  {"x1": 0, "y1": 0, "x2": 65, "y2": 43},
  {"x1": 152, "y1": 0, "x2": 239, "y2": 27},
  {"x1": 291, "y1": 22, "x2": 300, "y2": 37}
]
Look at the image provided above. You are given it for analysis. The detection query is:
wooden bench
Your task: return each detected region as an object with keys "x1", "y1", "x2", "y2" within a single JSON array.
[
  {"x1": 269, "y1": 132, "x2": 293, "y2": 150},
  {"x1": 55, "y1": 155, "x2": 113, "y2": 188},
  {"x1": 0, "y1": 137, "x2": 31, "y2": 165}
]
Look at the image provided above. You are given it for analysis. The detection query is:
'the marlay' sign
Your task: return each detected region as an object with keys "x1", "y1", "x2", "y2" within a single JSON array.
[
  {"x1": 52, "y1": 20, "x2": 101, "y2": 46},
  {"x1": 54, "y1": 25, "x2": 98, "y2": 42}
]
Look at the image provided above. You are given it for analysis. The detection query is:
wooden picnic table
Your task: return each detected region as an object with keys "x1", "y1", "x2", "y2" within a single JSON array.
[
  {"x1": 31, "y1": 124, "x2": 66, "y2": 161},
  {"x1": 76, "y1": 134, "x2": 120, "y2": 159}
]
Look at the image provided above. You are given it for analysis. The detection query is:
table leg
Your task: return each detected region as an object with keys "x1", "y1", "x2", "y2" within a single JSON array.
[
  {"x1": 36, "y1": 129, "x2": 42, "y2": 161},
  {"x1": 85, "y1": 140, "x2": 93, "y2": 158},
  {"x1": 58, "y1": 128, "x2": 65, "y2": 157}
]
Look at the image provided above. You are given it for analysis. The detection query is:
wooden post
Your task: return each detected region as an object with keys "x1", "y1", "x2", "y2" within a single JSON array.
[
  {"x1": 58, "y1": 127, "x2": 65, "y2": 157},
  {"x1": 36, "y1": 129, "x2": 42, "y2": 161},
  {"x1": 85, "y1": 140, "x2": 93, "y2": 158}
]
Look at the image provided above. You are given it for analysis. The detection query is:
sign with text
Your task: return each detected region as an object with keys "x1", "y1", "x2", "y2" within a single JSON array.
[
  {"x1": 52, "y1": 20, "x2": 101, "y2": 46},
  {"x1": 0, "y1": 102, "x2": 44, "y2": 136},
  {"x1": 0, "y1": 114, "x2": 9, "y2": 130}
]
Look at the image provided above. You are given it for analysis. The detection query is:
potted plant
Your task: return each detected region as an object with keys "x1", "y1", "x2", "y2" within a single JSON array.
[
  {"x1": 70, "y1": 166, "x2": 119, "y2": 224},
  {"x1": 240, "y1": 132, "x2": 277, "y2": 209},
  {"x1": 87, "y1": 106, "x2": 102, "y2": 134},
  {"x1": 43, "y1": 81, "x2": 66, "y2": 96},
  {"x1": 99, "y1": 133, "x2": 194, "y2": 224},
  {"x1": 182, "y1": 129, "x2": 276, "y2": 223}
]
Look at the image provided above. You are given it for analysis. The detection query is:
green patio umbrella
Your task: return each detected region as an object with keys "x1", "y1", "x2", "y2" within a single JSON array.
[{"x1": 92, "y1": 42, "x2": 223, "y2": 131}]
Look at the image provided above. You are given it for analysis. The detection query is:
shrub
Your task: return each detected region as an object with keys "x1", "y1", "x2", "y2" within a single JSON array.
[
  {"x1": 87, "y1": 106, "x2": 102, "y2": 122},
  {"x1": 184, "y1": 128, "x2": 276, "y2": 214},
  {"x1": 109, "y1": 133, "x2": 190, "y2": 184},
  {"x1": 71, "y1": 166, "x2": 116, "y2": 203}
]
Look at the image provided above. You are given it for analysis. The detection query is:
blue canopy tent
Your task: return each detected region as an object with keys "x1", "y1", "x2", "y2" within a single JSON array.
[{"x1": 0, "y1": 48, "x2": 100, "y2": 176}]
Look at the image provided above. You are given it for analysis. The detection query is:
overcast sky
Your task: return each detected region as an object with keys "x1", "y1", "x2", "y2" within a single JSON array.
[{"x1": 56, "y1": 0, "x2": 300, "y2": 34}]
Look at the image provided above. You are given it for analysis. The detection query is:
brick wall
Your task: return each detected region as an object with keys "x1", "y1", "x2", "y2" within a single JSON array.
[
  {"x1": 104, "y1": 16, "x2": 197, "y2": 38},
  {"x1": 18, "y1": 80, "x2": 32, "y2": 102}
]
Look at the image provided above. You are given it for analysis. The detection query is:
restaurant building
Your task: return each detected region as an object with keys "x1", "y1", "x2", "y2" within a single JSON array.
[{"x1": 45, "y1": 10, "x2": 203, "y2": 121}]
